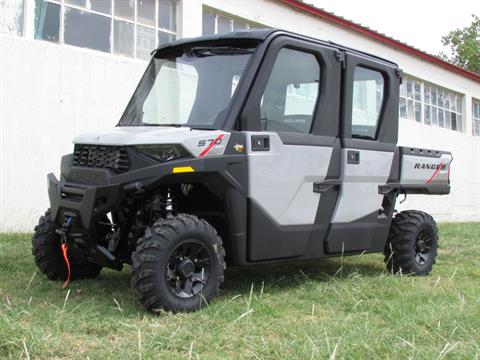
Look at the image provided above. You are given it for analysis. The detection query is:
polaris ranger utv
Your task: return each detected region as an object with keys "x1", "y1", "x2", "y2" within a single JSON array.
[{"x1": 33, "y1": 29, "x2": 452, "y2": 313}]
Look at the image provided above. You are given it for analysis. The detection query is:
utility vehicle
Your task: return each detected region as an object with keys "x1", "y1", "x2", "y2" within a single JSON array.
[{"x1": 33, "y1": 29, "x2": 452, "y2": 313}]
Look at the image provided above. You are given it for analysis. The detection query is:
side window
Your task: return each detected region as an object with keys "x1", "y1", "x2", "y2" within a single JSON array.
[
  {"x1": 260, "y1": 48, "x2": 320, "y2": 134},
  {"x1": 351, "y1": 67, "x2": 384, "y2": 140}
]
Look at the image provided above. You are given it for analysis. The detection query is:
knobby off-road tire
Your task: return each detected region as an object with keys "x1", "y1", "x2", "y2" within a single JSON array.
[
  {"x1": 384, "y1": 210, "x2": 438, "y2": 276},
  {"x1": 32, "y1": 209, "x2": 102, "y2": 281},
  {"x1": 131, "y1": 214, "x2": 226, "y2": 313}
]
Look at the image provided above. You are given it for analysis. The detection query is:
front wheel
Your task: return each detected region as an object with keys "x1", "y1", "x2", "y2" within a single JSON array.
[
  {"x1": 131, "y1": 214, "x2": 226, "y2": 313},
  {"x1": 32, "y1": 209, "x2": 102, "y2": 281},
  {"x1": 384, "y1": 210, "x2": 438, "y2": 275}
]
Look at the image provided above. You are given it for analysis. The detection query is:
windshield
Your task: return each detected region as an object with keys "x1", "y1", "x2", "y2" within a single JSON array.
[{"x1": 118, "y1": 43, "x2": 257, "y2": 128}]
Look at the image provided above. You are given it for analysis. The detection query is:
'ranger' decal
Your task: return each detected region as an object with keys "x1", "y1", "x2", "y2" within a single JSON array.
[{"x1": 414, "y1": 163, "x2": 446, "y2": 170}]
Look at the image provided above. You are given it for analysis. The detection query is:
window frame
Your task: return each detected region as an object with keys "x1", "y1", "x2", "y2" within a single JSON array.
[
  {"x1": 350, "y1": 65, "x2": 386, "y2": 141},
  {"x1": 202, "y1": 6, "x2": 265, "y2": 35},
  {"x1": 341, "y1": 51, "x2": 399, "y2": 147},
  {"x1": 32, "y1": 0, "x2": 177, "y2": 60},
  {"x1": 473, "y1": 98, "x2": 480, "y2": 137},
  {"x1": 399, "y1": 75, "x2": 464, "y2": 133},
  {"x1": 240, "y1": 36, "x2": 341, "y2": 141}
]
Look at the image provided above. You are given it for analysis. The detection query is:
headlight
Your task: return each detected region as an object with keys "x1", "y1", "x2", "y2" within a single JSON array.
[{"x1": 134, "y1": 144, "x2": 191, "y2": 162}]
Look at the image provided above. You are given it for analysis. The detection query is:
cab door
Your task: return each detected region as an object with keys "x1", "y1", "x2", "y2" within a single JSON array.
[
  {"x1": 325, "y1": 52, "x2": 401, "y2": 254},
  {"x1": 240, "y1": 36, "x2": 342, "y2": 261}
]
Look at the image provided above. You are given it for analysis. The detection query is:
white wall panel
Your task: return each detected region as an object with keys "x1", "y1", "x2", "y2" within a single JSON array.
[{"x1": 0, "y1": 35, "x2": 145, "y2": 231}]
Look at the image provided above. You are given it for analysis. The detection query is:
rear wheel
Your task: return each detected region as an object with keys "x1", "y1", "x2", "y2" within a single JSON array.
[
  {"x1": 32, "y1": 209, "x2": 102, "y2": 281},
  {"x1": 131, "y1": 214, "x2": 226, "y2": 313},
  {"x1": 384, "y1": 210, "x2": 438, "y2": 275}
]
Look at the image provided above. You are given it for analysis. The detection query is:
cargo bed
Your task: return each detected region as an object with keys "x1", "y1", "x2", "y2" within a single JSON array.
[{"x1": 380, "y1": 147, "x2": 453, "y2": 195}]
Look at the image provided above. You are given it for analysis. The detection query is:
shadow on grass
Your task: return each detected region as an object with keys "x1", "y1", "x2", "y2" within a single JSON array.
[
  {"x1": 79, "y1": 255, "x2": 385, "y2": 305},
  {"x1": 221, "y1": 257, "x2": 385, "y2": 295}
]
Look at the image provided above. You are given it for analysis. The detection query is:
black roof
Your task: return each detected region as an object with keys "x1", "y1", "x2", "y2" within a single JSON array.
[{"x1": 154, "y1": 29, "x2": 398, "y2": 68}]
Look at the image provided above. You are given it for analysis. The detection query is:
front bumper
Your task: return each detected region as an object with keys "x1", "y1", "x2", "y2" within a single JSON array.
[{"x1": 48, "y1": 173, "x2": 121, "y2": 229}]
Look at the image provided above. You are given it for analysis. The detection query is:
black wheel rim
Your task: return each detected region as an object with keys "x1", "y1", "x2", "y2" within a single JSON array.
[
  {"x1": 166, "y1": 240, "x2": 211, "y2": 299},
  {"x1": 414, "y1": 229, "x2": 433, "y2": 266}
]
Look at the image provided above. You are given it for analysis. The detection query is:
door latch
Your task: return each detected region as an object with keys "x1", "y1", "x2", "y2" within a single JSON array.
[
  {"x1": 251, "y1": 135, "x2": 270, "y2": 151},
  {"x1": 347, "y1": 150, "x2": 360, "y2": 164}
]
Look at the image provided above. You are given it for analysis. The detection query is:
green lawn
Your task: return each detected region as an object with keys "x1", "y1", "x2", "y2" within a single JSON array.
[{"x1": 0, "y1": 223, "x2": 479, "y2": 359}]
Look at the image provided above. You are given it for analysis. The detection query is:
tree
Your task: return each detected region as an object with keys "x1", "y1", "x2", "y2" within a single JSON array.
[{"x1": 440, "y1": 15, "x2": 480, "y2": 74}]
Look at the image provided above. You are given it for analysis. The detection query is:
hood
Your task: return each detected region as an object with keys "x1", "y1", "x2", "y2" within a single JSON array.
[{"x1": 73, "y1": 126, "x2": 231, "y2": 158}]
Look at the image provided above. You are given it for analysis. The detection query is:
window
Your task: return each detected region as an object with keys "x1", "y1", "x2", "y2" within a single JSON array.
[
  {"x1": 33, "y1": 0, "x2": 177, "y2": 60},
  {"x1": 202, "y1": 8, "x2": 264, "y2": 35},
  {"x1": 0, "y1": 0, "x2": 25, "y2": 36},
  {"x1": 142, "y1": 62, "x2": 198, "y2": 125},
  {"x1": 260, "y1": 48, "x2": 320, "y2": 134},
  {"x1": 118, "y1": 43, "x2": 255, "y2": 127},
  {"x1": 400, "y1": 75, "x2": 464, "y2": 132},
  {"x1": 351, "y1": 67, "x2": 384, "y2": 140},
  {"x1": 473, "y1": 98, "x2": 480, "y2": 137}
]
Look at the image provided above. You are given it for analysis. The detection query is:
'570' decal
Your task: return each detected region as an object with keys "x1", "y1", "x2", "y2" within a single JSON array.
[{"x1": 197, "y1": 134, "x2": 225, "y2": 157}]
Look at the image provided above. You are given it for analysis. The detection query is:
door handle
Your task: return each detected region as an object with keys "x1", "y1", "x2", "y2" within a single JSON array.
[
  {"x1": 313, "y1": 179, "x2": 341, "y2": 193},
  {"x1": 347, "y1": 150, "x2": 360, "y2": 164},
  {"x1": 251, "y1": 135, "x2": 270, "y2": 151}
]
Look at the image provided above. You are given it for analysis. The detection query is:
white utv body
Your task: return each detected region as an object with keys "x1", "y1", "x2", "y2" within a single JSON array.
[{"x1": 33, "y1": 29, "x2": 452, "y2": 313}]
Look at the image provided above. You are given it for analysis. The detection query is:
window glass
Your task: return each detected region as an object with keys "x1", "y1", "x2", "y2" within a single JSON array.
[
  {"x1": 424, "y1": 105, "x2": 431, "y2": 125},
  {"x1": 399, "y1": 74, "x2": 464, "y2": 132},
  {"x1": 202, "y1": 9, "x2": 265, "y2": 36},
  {"x1": 202, "y1": 11, "x2": 215, "y2": 35},
  {"x1": 114, "y1": 20, "x2": 134, "y2": 57},
  {"x1": 399, "y1": 97, "x2": 407, "y2": 119},
  {"x1": 90, "y1": 0, "x2": 111, "y2": 14},
  {"x1": 438, "y1": 108, "x2": 444, "y2": 127},
  {"x1": 137, "y1": 0, "x2": 155, "y2": 26},
  {"x1": 472, "y1": 99, "x2": 480, "y2": 136},
  {"x1": 414, "y1": 81, "x2": 421, "y2": 101},
  {"x1": 217, "y1": 15, "x2": 231, "y2": 33},
  {"x1": 66, "y1": 0, "x2": 85, "y2": 7},
  {"x1": 1, "y1": 0, "x2": 24, "y2": 36},
  {"x1": 432, "y1": 106, "x2": 438, "y2": 126},
  {"x1": 158, "y1": 0, "x2": 176, "y2": 31},
  {"x1": 231, "y1": 74, "x2": 241, "y2": 96},
  {"x1": 136, "y1": 25, "x2": 155, "y2": 60},
  {"x1": 34, "y1": 0, "x2": 60, "y2": 42},
  {"x1": 157, "y1": 30, "x2": 175, "y2": 47},
  {"x1": 260, "y1": 48, "x2": 320, "y2": 134},
  {"x1": 119, "y1": 44, "x2": 255, "y2": 127},
  {"x1": 64, "y1": 7, "x2": 111, "y2": 52},
  {"x1": 233, "y1": 20, "x2": 248, "y2": 30},
  {"x1": 32, "y1": 0, "x2": 176, "y2": 61},
  {"x1": 142, "y1": 62, "x2": 198, "y2": 124},
  {"x1": 414, "y1": 102, "x2": 421, "y2": 123},
  {"x1": 351, "y1": 67, "x2": 384, "y2": 140},
  {"x1": 114, "y1": 0, "x2": 134, "y2": 20},
  {"x1": 285, "y1": 83, "x2": 318, "y2": 116}
]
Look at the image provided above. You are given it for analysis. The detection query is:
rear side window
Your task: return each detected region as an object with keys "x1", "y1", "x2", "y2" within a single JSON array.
[
  {"x1": 351, "y1": 67, "x2": 384, "y2": 140},
  {"x1": 260, "y1": 48, "x2": 320, "y2": 134}
]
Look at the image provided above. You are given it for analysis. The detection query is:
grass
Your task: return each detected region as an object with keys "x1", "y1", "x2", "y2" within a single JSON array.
[{"x1": 0, "y1": 223, "x2": 479, "y2": 359}]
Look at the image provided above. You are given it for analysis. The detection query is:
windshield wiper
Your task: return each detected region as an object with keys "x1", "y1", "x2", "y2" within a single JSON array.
[{"x1": 185, "y1": 46, "x2": 254, "y2": 58}]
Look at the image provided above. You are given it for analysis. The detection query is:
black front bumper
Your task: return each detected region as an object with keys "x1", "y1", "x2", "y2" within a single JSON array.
[{"x1": 48, "y1": 173, "x2": 122, "y2": 230}]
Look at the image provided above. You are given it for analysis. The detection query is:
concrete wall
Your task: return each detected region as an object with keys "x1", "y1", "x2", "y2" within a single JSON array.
[
  {"x1": 0, "y1": 34, "x2": 145, "y2": 231},
  {"x1": 1, "y1": 0, "x2": 479, "y2": 231}
]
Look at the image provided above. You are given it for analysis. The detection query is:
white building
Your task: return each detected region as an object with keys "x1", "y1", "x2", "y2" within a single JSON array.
[{"x1": 1, "y1": 0, "x2": 479, "y2": 231}]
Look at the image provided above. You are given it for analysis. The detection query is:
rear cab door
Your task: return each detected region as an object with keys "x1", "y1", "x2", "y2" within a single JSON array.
[
  {"x1": 325, "y1": 50, "x2": 401, "y2": 254},
  {"x1": 240, "y1": 35, "x2": 342, "y2": 261}
]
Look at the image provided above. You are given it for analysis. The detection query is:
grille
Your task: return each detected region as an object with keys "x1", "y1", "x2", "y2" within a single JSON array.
[{"x1": 72, "y1": 144, "x2": 130, "y2": 173}]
